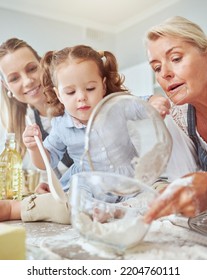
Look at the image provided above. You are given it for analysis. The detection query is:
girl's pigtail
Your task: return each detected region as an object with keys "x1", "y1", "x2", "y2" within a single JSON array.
[{"x1": 102, "y1": 51, "x2": 127, "y2": 94}]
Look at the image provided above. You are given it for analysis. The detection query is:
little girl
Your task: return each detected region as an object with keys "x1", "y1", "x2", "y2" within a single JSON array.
[{"x1": 0, "y1": 45, "x2": 128, "y2": 224}]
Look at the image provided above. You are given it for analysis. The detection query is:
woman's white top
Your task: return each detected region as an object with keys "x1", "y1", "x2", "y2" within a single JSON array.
[{"x1": 164, "y1": 104, "x2": 201, "y2": 182}]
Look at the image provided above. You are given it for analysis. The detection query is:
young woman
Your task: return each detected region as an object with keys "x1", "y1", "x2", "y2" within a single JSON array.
[{"x1": 0, "y1": 38, "x2": 73, "y2": 193}]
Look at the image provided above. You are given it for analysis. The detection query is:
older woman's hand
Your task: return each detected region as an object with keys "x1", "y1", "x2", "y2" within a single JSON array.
[
  {"x1": 144, "y1": 172, "x2": 207, "y2": 223},
  {"x1": 148, "y1": 95, "x2": 171, "y2": 119}
]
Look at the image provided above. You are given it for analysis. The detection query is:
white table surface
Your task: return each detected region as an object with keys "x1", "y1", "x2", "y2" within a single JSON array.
[{"x1": 3, "y1": 215, "x2": 207, "y2": 260}]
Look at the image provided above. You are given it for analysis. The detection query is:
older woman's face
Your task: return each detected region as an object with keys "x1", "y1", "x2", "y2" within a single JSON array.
[
  {"x1": 0, "y1": 47, "x2": 45, "y2": 107},
  {"x1": 147, "y1": 36, "x2": 207, "y2": 105}
]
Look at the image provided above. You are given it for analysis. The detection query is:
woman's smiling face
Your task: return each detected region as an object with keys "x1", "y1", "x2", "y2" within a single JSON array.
[{"x1": 0, "y1": 47, "x2": 45, "y2": 106}]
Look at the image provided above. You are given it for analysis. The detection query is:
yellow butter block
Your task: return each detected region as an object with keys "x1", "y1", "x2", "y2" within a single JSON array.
[{"x1": 0, "y1": 223, "x2": 26, "y2": 260}]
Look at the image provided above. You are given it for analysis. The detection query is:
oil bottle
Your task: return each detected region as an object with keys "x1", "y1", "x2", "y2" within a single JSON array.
[{"x1": 0, "y1": 133, "x2": 23, "y2": 200}]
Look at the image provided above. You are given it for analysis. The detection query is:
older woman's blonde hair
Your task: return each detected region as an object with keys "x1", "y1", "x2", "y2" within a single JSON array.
[{"x1": 145, "y1": 16, "x2": 207, "y2": 53}]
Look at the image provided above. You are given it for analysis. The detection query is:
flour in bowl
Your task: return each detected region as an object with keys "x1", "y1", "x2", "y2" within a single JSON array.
[{"x1": 76, "y1": 211, "x2": 149, "y2": 251}]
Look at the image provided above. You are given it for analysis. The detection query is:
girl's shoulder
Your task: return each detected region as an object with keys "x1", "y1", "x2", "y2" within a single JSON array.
[{"x1": 51, "y1": 112, "x2": 73, "y2": 128}]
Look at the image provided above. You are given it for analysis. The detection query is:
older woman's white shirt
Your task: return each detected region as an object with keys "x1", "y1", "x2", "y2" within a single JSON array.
[{"x1": 164, "y1": 114, "x2": 200, "y2": 182}]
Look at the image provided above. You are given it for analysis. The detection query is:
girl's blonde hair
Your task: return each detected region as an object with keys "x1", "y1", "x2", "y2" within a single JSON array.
[
  {"x1": 0, "y1": 38, "x2": 41, "y2": 157},
  {"x1": 145, "y1": 16, "x2": 207, "y2": 53},
  {"x1": 41, "y1": 45, "x2": 127, "y2": 117}
]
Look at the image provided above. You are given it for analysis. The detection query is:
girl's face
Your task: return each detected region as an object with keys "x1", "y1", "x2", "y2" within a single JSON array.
[
  {"x1": 147, "y1": 36, "x2": 207, "y2": 105},
  {"x1": 0, "y1": 47, "x2": 45, "y2": 106},
  {"x1": 56, "y1": 60, "x2": 106, "y2": 124}
]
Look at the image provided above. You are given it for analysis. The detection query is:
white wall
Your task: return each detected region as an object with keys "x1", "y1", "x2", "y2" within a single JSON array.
[
  {"x1": 121, "y1": 62, "x2": 153, "y2": 96},
  {"x1": 0, "y1": 8, "x2": 115, "y2": 57}
]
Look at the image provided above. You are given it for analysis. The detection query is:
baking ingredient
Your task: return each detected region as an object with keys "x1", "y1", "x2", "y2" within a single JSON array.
[
  {"x1": 76, "y1": 211, "x2": 149, "y2": 251},
  {"x1": 0, "y1": 223, "x2": 26, "y2": 260},
  {"x1": 0, "y1": 133, "x2": 23, "y2": 200}
]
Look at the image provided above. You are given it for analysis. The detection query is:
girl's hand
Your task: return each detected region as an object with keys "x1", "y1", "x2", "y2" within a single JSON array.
[
  {"x1": 22, "y1": 124, "x2": 42, "y2": 150},
  {"x1": 148, "y1": 95, "x2": 171, "y2": 119},
  {"x1": 144, "y1": 172, "x2": 207, "y2": 223},
  {"x1": 35, "y1": 182, "x2": 50, "y2": 194}
]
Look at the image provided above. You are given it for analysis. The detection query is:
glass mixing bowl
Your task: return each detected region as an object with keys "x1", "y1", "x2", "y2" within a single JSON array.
[
  {"x1": 70, "y1": 171, "x2": 157, "y2": 251},
  {"x1": 70, "y1": 92, "x2": 171, "y2": 252}
]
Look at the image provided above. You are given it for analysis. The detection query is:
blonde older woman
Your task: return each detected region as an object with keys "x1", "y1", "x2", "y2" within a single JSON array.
[{"x1": 144, "y1": 16, "x2": 207, "y2": 222}]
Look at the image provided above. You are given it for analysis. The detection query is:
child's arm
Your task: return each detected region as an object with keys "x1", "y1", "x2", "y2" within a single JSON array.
[
  {"x1": 22, "y1": 123, "x2": 50, "y2": 170},
  {"x1": 0, "y1": 200, "x2": 21, "y2": 221}
]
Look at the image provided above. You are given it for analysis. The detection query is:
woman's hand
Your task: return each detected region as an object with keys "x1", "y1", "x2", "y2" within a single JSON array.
[
  {"x1": 148, "y1": 95, "x2": 171, "y2": 119},
  {"x1": 144, "y1": 172, "x2": 207, "y2": 223}
]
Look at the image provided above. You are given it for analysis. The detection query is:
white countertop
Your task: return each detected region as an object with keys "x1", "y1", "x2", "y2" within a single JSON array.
[{"x1": 3, "y1": 215, "x2": 207, "y2": 260}]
